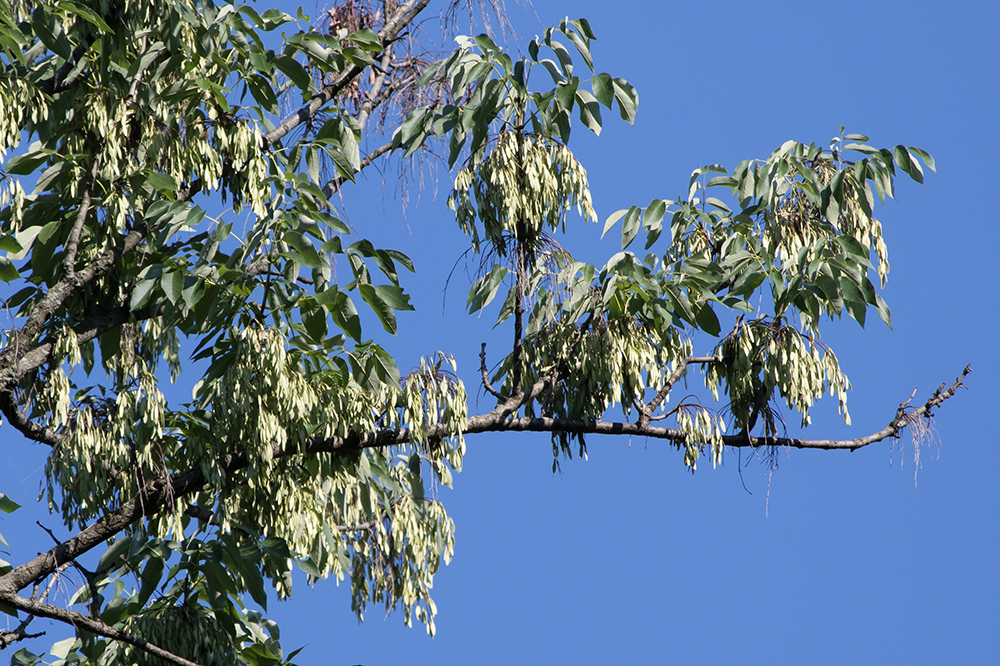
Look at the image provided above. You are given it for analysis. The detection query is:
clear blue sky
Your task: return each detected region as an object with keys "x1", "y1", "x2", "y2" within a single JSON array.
[{"x1": 2, "y1": 1, "x2": 998, "y2": 664}]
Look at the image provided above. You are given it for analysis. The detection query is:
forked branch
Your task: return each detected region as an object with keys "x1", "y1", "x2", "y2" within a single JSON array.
[
  {"x1": 479, "y1": 343, "x2": 505, "y2": 400},
  {"x1": 639, "y1": 355, "x2": 720, "y2": 427},
  {"x1": 2, "y1": 594, "x2": 200, "y2": 666},
  {"x1": 263, "y1": 0, "x2": 432, "y2": 147}
]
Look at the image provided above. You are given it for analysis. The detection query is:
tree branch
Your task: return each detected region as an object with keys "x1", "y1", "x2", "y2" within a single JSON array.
[
  {"x1": 322, "y1": 140, "x2": 394, "y2": 199},
  {"x1": 0, "y1": 624, "x2": 45, "y2": 649},
  {"x1": 61, "y1": 157, "x2": 101, "y2": 283},
  {"x1": 1, "y1": 594, "x2": 201, "y2": 666},
  {"x1": 0, "y1": 563, "x2": 66, "y2": 649},
  {"x1": 0, "y1": 302, "x2": 134, "y2": 399},
  {"x1": 40, "y1": 44, "x2": 89, "y2": 95},
  {"x1": 0, "y1": 390, "x2": 65, "y2": 446},
  {"x1": 0, "y1": 366, "x2": 969, "y2": 599},
  {"x1": 479, "y1": 343, "x2": 505, "y2": 400},
  {"x1": 263, "y1": 0, "x2": 432, "y2": 148},
  {"x1": 356, "y1": 47, "x2": 395, "y2": 132},
  {"x1": 187, "y1": 503, "x2": 382, "y2": 533},
  {"x1": 0, "y1": 225, "x2": 147, "y2": 384},
  {"x1": 639, "y1": 356, "x2": 720, "y2": 427},
  {"x1": 0, "y1": 296, "x2": 166, "y2": 448}
]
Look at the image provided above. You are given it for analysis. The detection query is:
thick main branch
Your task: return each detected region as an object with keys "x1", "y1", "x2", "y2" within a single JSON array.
[
  {"x1": 0, "y1": 226, "x2": 146, "y2": 385},
  {"x1": 0, "y1": 366, "x2": 968, "y2": 600}
]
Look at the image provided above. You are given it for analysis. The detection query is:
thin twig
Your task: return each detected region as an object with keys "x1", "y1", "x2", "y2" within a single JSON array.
[
  {"x1": 37, "y1": 522, "x2": 101, "y2": 618},
  {"x1": 639, "y1": 356, "x2": 719, "y2": 427},
  {"x1": 323, "y1": 140, "x2": 395, "y2": 199},
  {"x1": 0, "y1": 563, "x2": 67, "y2": 649},
  {"x1": 479, "y1": 343, "x2": 505, "y2": 400}
]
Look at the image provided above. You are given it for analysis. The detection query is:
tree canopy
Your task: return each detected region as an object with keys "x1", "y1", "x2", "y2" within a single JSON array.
[{"x1": 0, "y1": 1, "x2": 968, "y2": 664}]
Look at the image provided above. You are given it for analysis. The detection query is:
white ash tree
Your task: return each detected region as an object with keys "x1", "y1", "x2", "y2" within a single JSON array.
[{"x1": 0, "y1": 1, "x2": 967, "y2": 664}]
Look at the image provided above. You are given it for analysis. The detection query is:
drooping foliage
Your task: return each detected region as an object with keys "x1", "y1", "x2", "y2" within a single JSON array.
[{"x1": 0, "y1": 1, "x2": 953, "y2": 664}]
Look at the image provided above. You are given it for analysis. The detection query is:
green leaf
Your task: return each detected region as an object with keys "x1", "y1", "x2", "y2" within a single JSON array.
[
  {"x1": 705, "y1": 197, "x2": 731, "y2": 212},
  {"x1": 214, "y1": 221, "x2": 233, "y2": 242},
  {"x1": 96, "y1": 537, "x2": 133, "y2": 575},
  {"x1": 295, "y1": 557, "x2": 322, "y2": 577},
  {"x1": 408, "y1": 451, "x2": 424, "y2": 499},
  {"x1": 592, "y1": 72, "x2": 613, "y2": 107},
  {"x1": 644, "y1": 199, "x2": 666, "y2": 231},
  {"x1": 319, "y1": 145, "x2": 354, "y2": 183},
  {"x1": 447, "y1": 127, "x2": 467, "y2": 168},
  {"x1": 561, "y1": 20, "x2": 593, "y2": 70},
  {"x1": 301, "y1": 302, "x2": 329, "y2": 343},
  {"x1": 394, "y1": 107, "x2": 430, "y2": 156},
  {"x1": 0, "y1": 494, "x2": 20, "y2": 513},
  {"x1": 907, "y1": 146, "x2": 936, "y2": 172},
  {"x1": 729, "y1": 266, "x2": 766, "y2": 297},
  {"x1": 259, "y1": 7, "x2": 294, "y2": 28},
  {"x1": 538, "y1": 58, "x2": 566, "y2": 85},
  {"x1": 245, "y1": 73, "x2": 279, "y2": 114},
  {"x1": 160, "y1": 269, "x2": 183, "y2": 305},
  {"x1": 416, "y1": 59, "x2": 444, "y2": 87},
  {"x1": 145, "y1": 171, "x2": 176, "y2": 193},
  {"x1": 0, "y1": 599, "x2": 18, "y2": 620},
  {"x1": 893, "y1": 145, "x2": 922, "y2": 184},
  {"x1": 32, "y1": 7, "x2": 72, "y2": 61},
  {"x1": 841, "y1": 279, "x2": 867, "y2": 327},
  {"x1": 61, "y1": 2, "x2": 113, "y2": 32},
  {"x1": 575, "y1": 88, "x2": 602, "y2": 135},
  {"x1": 612, "y1": 78, "x2": 637, "y2": 124},
  {"x1": 706, "y1": 176, "x2": 737, "y2": 189},
  {"x1": 494, "y1": 284, "x2": 517, "y2": 327},
  {"x1": 556, "y1": 76, "x2": 579, "y2": 111},
  {"x1": 238, "y1": 5, "x2": 264, "y2": 25},
  {"x1": 695, "y1": 302, "x2": 721, "y2": 336},
  {"x1": 621, "y1": 205, "x2": 642, "y2": 249},
  {"x1": 468, "y1": 265, "x2": 509, "y2": 313},
  {"x1": 373, "y1": 284, "x2": 413, "y2": 311},
  {"x1": 342, "y1": 46, "x2": 376, "y2": 68},
  {"x1": 552, "y1": 106, "x2": 572, "y2": 143},
  {"x1": 3, "y1": 149, "x2": 51, "y2": 175},
  {"x1": 348, "y1": 28, "x2": 382, "y2": 51},
  {"x1": 181, "y1": 275, "x2": 203, "y2": 311},
  {"x1": 306, "y1": 146, "x2": 321, "y2": 184},
  {"x1": 874, "y1": 292, "x2": 892, "y2": 328},
  {"x1": 602, "y1": 209, "x2": 627, "y2": 239},
  {"x1": 359, "y1": 284, "x2": 412, "y2": 334},
  {"x1": 274, "y1": 54, "x2": 311, "y2": 90},
  {"x1": 0, "y1": 257, "x2": 20, "y2": 282},
  {"x1": 546, "y1": 38, "x2": 574, "y2": 77},
  {"x1": 134, "y1": 558, "x2": 164, "y2": 609},
  {"x1": 843, "y1": 143, "x2": 879, "y2": 155},
  {"x1": 313, "y1": 211, "x2": 350, "y2": 236},
  {"x1": 130, "y1": 265, "x2": 163, "y2": 310},
  {"x1": 369, "y1": 345, "x2": 402, "y2": 391},
  {"x1": 127, "y1": 41, "x2": 166, "y2": 81},
  {"x1": 385, "y1": 249, "x2": 415, "y2": 273},
  {"x1": 330, "y1": 292, "x2": 363, "y2": 341},
  {"x1": 49, "y1": 637, "x2": 80, "y2": 661}
]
